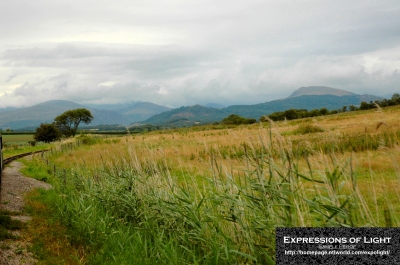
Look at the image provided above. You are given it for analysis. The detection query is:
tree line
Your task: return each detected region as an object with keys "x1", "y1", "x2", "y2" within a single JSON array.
[{"x1": 261, "y1": 93, "x2": 400, "y2": 122}]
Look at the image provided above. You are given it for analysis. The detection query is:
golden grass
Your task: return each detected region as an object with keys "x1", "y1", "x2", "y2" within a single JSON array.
[{"x1": 45, "y1": 105, "x2": 400, "y2": 227}]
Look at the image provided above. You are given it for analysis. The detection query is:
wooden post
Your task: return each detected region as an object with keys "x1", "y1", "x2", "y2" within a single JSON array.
[
  {"x1": 0, "y1": 134, "x2": 3, "y2": 185},
  {"x1": 63, "y1": 169, "x2": 66, "y2": 186}
]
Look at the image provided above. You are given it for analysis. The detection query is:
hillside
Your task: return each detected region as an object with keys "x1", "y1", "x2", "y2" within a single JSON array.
[
  {"x1": 204, "y1": 103, "x2": 225, "y2": 109},
  {"x1": 143, "y1": 105, "x2": 230, "y2": 126},
  {"x1": 0, "y1": 87, "x2": 383, "y2": 129},
  {"x1": 84, "y1": 101, "x2": 171, "y2": 123},
  {"x1": 117, "y1": 102, "x2": 171, "y2": 122},
  {"x1": 143, "y1": 94, "x2": 381, "y2": 125},
  {"x1": 288, "y1": 86, "x2": 356, "y2": 97},
  {"x1": 0, "y1": 100, "x2": 129, "y2": 130}
]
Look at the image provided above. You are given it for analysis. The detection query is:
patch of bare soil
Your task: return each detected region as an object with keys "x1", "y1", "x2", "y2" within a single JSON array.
[{"x1": 0, "y1": 160, "x2": 52, "y2": 265}]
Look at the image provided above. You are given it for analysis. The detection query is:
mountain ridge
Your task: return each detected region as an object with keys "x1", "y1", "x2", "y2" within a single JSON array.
[
  {"x1": 0, "y1": 100, "x2": 129, "y2": 130},
  {"x1": 288, "y1": 86, "x2": 356, "y2": 98},
  {"x1": 0, "y1": 87, "x2": 384, "y2": 130},
  {"x1": 143, "y1": 93, "x2": 382, "y2": 125}
]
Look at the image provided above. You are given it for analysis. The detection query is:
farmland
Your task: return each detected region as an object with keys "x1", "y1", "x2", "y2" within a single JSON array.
[
  {"x1": 19, "y1": 106, "x2": 400, "y2": 264},
  {"x1": 2, "y1": 134, "x2": 34, "y2": 143},
  {"x1": 1, "y1": 134, "x2": 52, "y2": 159}
]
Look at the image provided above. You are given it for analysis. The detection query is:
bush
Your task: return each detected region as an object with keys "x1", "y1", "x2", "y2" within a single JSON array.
[
  {"x1": 221, "y1": 114, "x2": 256, "y2": 125},
  {"x1": 295, "y1": 124, "x2": 324, "y2": 134},
  {"x1": 34, "y1": 123, "x2": 62, "y2": 143}
]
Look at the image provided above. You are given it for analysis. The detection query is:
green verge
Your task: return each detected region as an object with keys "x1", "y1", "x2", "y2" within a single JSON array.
[{"x1": 21, "y1": 159, "x2": 88, "y2": 264}]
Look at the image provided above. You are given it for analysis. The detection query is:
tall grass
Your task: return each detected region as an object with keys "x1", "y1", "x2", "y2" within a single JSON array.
[{"x1": 27, "y1": 121, "x2": 399, "y2": 264}]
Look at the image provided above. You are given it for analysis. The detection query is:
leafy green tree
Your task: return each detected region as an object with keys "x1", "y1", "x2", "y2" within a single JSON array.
[
  {"x1": 34, "y1": 123, "x2": 62, "y2": 143},
  {"x1": 391, "y1": 93, "x2": 400, "y2": 105},
  {"x1": 55, "y1": 108, "x2": 94, "y2": 137},
  {"x1": 349, "y1": 105, "x2": 358, "y2": 111},
  {"x1": 221, "y1": 114, "x2": 256, "y2": 125},
  {"x1": 283, "y1": 109, "x2": 299, "y2": 120},
  {"x1": 319, "y1": 108, "x2": 329, "y2": 115},
  {"x1": 359, "y1": 101, "x2": 374, "y2": 110}
]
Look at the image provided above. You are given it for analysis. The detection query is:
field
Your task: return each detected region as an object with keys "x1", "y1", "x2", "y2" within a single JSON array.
[
  {"x1": 20, "y1": 106, "x2": 400, "y2": 264},
  {"x1": 2, "y1": 134, "x2": 34, "y2": 144},
  {"x1": 1, "y1": 134, "x2": 52, "y2": 159}
]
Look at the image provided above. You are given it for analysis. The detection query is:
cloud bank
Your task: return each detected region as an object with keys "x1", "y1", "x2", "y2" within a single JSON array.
[{"x1": 1, "y1": 0, "x2": 399, "y2": 108}]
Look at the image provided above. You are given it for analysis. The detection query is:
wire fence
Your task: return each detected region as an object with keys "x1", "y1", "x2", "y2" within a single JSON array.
[{"x1": 0, "y1": 135, "x2": 3, "y2": 185}]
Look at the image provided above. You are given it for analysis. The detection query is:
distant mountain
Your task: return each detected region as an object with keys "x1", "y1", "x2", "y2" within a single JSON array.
[
  {"x1": 84, "y1": 101, "x2": 139, "y2": 111},
  {"x1": 0, "y1": 100, "x2": 129, "y2": 130},
  {"x1": 89, "y1": 109, "x2": 130, "y2": 126},
  {"x1": 0, "y1": 87, "x2": 383, "y2": 129},
  {"x1": 224, "y1": 94, "x2": 381, "y2": 119},
  {"x1": 143, "y1": 92, "x2": 382, "y2": 126},
  {"x1": 84, "y1": 101, "x2": 171, "y2": 123},
  {"x1": 117, "y1": 102, "x2": 171, "y2": 123},
  {"x1": 143, "y1": 105, "x2": 230, "y2": 125},
  {"x1": 0, "y1": 107, "x2": 18, "y2": 113},
  {"x1": 288, "y1": 86, "x2": 356, "y2": 98},
  {"x1": 204, "y1": 103, "x2": 225, "y2": 109}
]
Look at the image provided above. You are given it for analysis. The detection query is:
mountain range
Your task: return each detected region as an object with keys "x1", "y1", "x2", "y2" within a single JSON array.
[
  {"x1": 142, "y1": 86, "x2": 381, "y2": 126},
  {"x1": 0, "y1": 86, "x2": 382, "y2": 130}
]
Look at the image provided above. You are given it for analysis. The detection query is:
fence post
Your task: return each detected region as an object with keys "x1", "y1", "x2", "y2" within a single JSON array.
[
  {"x1": 0, "y1": 134, "x2": 3, "y2": 185},
  {"x1": 63, "y1": 169, "x2": 66, "y2": 186}
]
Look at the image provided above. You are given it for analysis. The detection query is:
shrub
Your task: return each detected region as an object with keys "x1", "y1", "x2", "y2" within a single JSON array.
[
  {"x1": 221, "y1": 114, "x2": 256, "y2": 125},
  {"x1": 34, "y1": 123, "x2": 62, "y2": 143},
  {"x1": 295, "y1": 124, "x2": 324, "y2": 134}
]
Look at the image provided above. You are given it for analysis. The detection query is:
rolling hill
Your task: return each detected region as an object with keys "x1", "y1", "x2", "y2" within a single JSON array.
[
  {"x1": 0, "y1": 87, "x2": 383, "y2": 130},
  {"x1": 117, "y1": 102, "x2": 171, "y2": 122},
  {"x1": 288, "y1": 86, "x2": 356, "y2": 97},
  {"x1": 143, "y1": 89, "x2": 382, "y2": 125},
  {"x1": 0, "y1": 100, "x2": 129, "y2": 130}
]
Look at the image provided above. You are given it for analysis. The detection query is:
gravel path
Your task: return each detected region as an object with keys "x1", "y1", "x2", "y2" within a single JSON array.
[{"x1": 0, "y1": 159, "x2": 52, "y2": 265}]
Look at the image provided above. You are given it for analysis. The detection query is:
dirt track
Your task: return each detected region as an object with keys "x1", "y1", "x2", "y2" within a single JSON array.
[{"x1": 0, "y1": 160, "x2": 52, "y2": 265}]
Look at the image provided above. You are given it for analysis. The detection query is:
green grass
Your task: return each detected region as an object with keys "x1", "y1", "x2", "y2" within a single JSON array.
[
  {"x1": 24, "y1": 188, "x2": 87, "y2": 264},
  {"x1": 24, "y1": 142, "x2": 396, "y2": 263},
  {"x1": 2, "y1": 144, "x2": 51, "y2": 159},
  {"x1": 294, "y1": 124, "x2": 324, "y2": 134},
  {"x1": 0, "y1": 212, "x2": 24, "y2": 240},
  {"x1": 19, "y1": 118, "x2": 400, "y2": 264},
  {"x1": 2, "y1": 134, "x2": 34, "y2": 143}
]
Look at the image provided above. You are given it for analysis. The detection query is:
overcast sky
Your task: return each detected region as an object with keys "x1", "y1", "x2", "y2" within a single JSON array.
[{"x1": 1, "y1": 0, "x2": 399, "y2": 108}]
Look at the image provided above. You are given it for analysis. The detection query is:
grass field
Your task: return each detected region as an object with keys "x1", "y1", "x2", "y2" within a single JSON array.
[
  {"x1": 1, "y1": 134, "x2": 51, "y2": 159},
  {"x1": 2, "y1": 134, "x2": 34, "y2": 143},
  {"x1": 19, "y1": 106, "x2": 400, "y2": 264}
]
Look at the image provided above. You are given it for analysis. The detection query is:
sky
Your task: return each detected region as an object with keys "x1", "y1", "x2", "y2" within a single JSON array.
[{"x1": 1, "y1": 0, "x2": 400, "y2": 108}]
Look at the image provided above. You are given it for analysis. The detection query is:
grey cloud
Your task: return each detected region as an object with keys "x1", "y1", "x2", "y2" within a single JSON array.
[{"x1": 1, "y1": 1, "x2": 400, "y2": 108}]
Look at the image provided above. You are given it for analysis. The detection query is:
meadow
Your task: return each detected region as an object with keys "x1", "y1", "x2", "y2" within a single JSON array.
[
  {"x1": 0, "y1": 134, "x2": 51, "y2": 159},
  {"x1": 1, "y1": 134, "x2": 34, "y2": 143},
  {"x1": 21, "y1": 106, "x2": 400, "y2": 264}
]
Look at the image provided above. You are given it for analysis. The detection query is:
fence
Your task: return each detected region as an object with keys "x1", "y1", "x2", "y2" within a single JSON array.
[
  {"x1": 0, "y1": 135, "x2": 3, "y2": 185},
  {"x1": 0, "y1": 134, "x2": 120, "y2": 188}
]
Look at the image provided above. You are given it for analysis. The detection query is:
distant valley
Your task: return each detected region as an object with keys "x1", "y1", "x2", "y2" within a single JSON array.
[{"x1": 0, "y1": 86, "x2": 383, "y2": 130}]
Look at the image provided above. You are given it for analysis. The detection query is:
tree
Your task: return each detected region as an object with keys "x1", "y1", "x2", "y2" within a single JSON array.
[
  {"x1": 319, "y1": 108, "x2": 329, "y2": 115},
  {"x1": 391, "y1": 93, "x2": 400, "y2": 105},
  {"x1": 34, "y1": 123, "x2": 62, "y2": 143},
  {"x1": 54, "y1": 108, "x2": 94, "y2": 137},
  {"x1": 221, "y1": 114, "x2": 256, "y2": 125},
  {"x1": 283, "y1": 109, "x2": 299, "y2": 120},
  {"x1": 349, "y1": 105, "x2": 358, "y2": 111}
]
